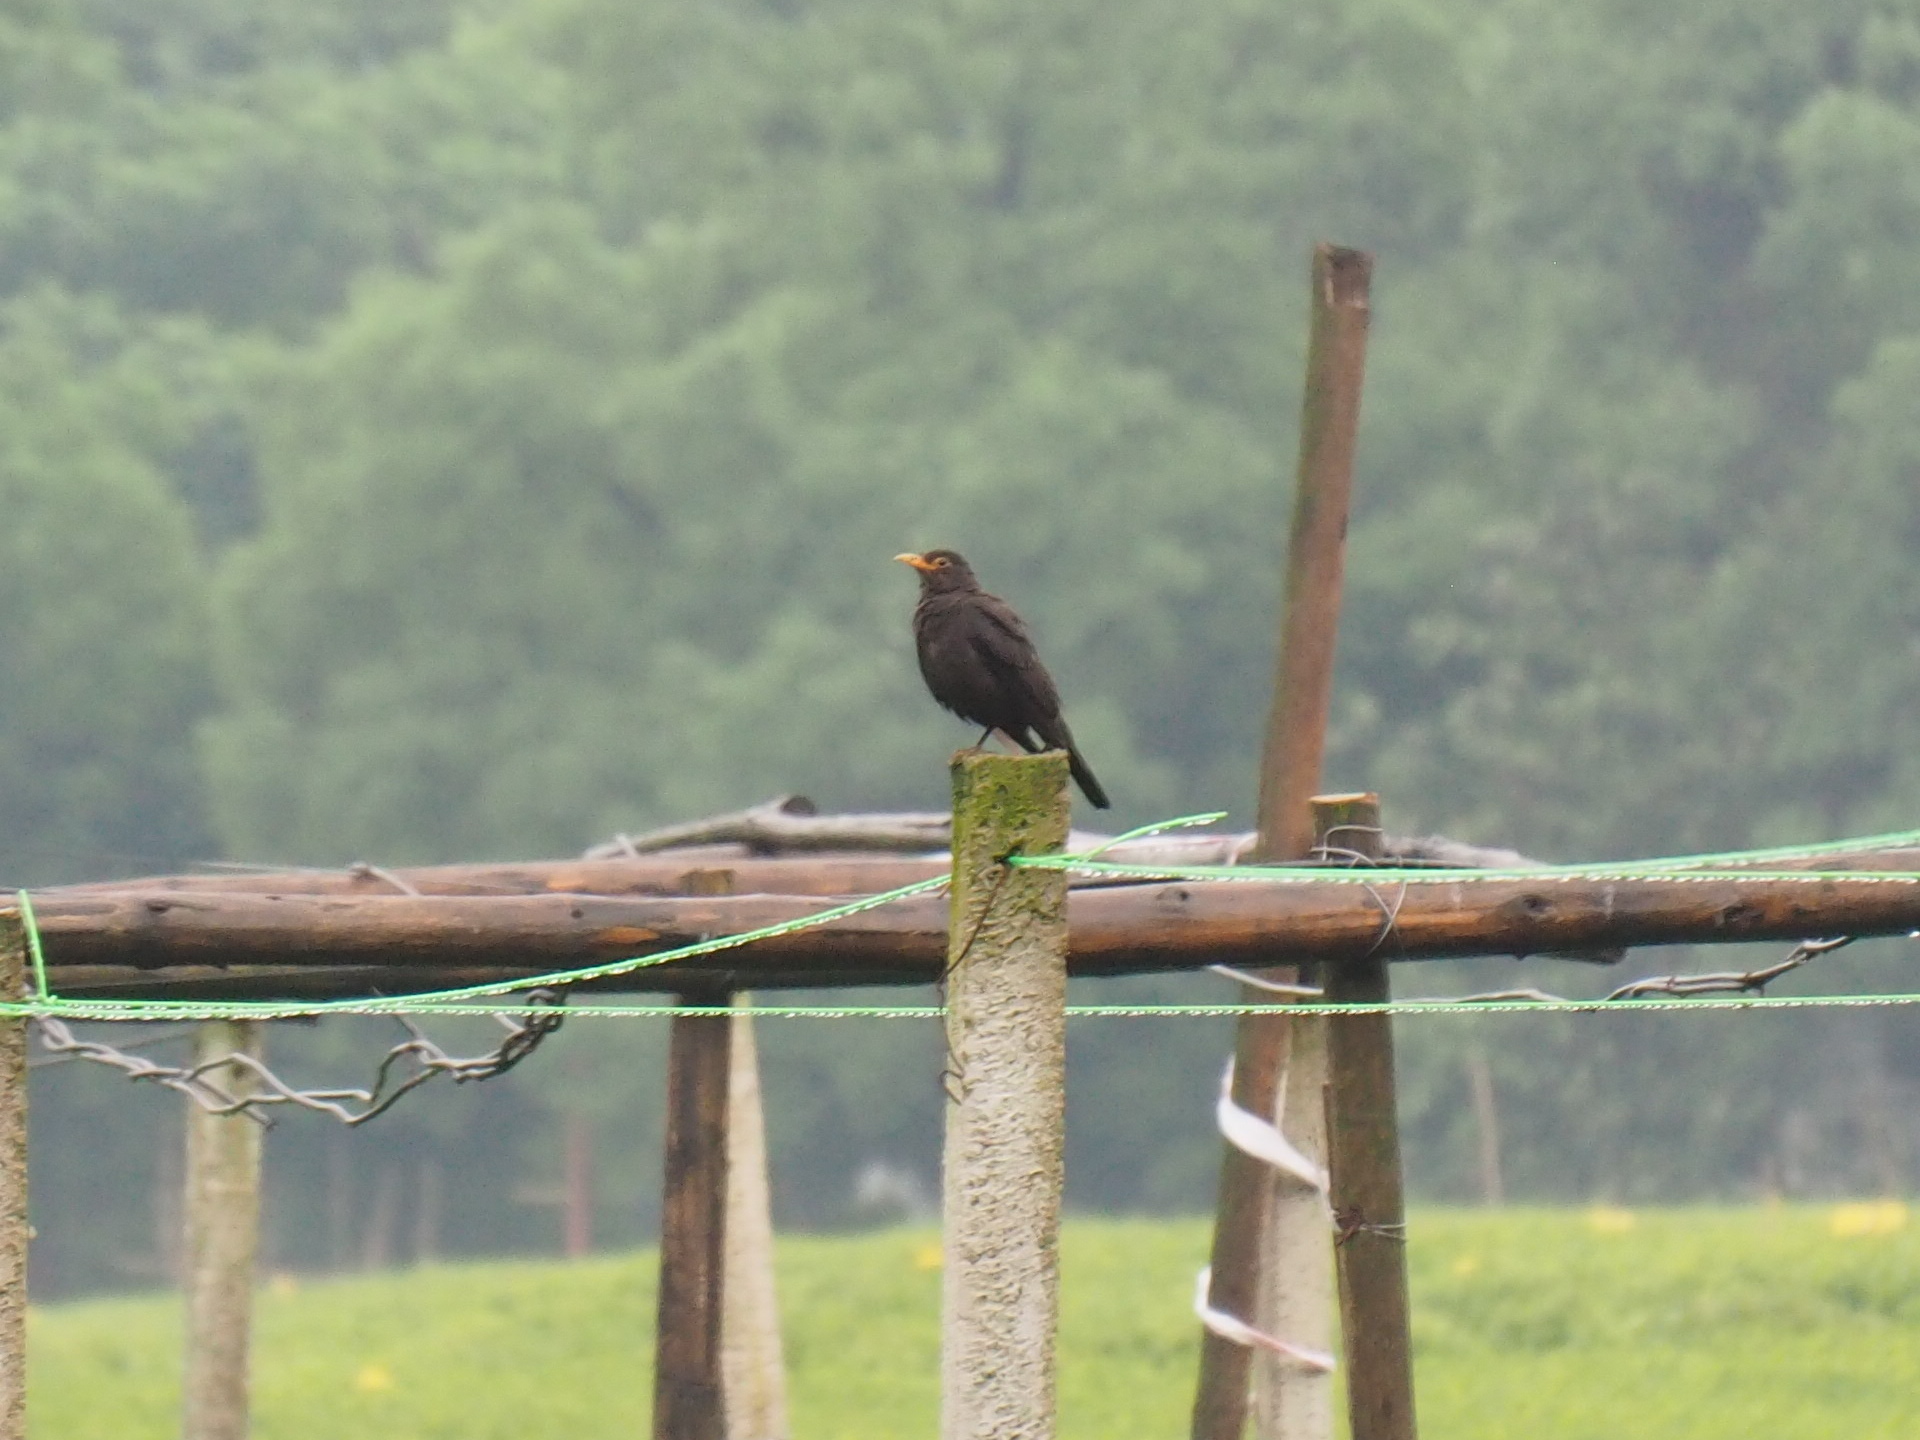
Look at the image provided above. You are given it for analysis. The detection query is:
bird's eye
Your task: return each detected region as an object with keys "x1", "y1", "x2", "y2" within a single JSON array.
[{"x1": 933, "y1": 556, "x2": 950, "y2": 568}]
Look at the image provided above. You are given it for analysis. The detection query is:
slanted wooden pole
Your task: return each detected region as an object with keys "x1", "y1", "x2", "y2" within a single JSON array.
[
  {"x1": 1319, "y1": 793, "x2": 1417, "y2": 1440},
  {"x1": 1255, "y1": 244, "x2": 1374, "y2": 846},
  {"x1": 1194, "y1": 242, "x2": 1373, "y2": 1440},
  {"x1": 941, "y1": 751, "x2": 1071, "y2": 1440},
  {"x1": 182, "y1": 1020, "x2": 265, "y2": 1440},
  {"x1": 722, "y1": 996, "x2": 789, "y2": 1440},
  {"x1": 0, "y1": 914, "x2": 26, "y2": 1440},
  {"x1": 1195, "y1": 1004, "x2": 1294, "y2": 1440},
  {"x1": 654, "y1": 868, "x2": 737, "y2": 1440}
]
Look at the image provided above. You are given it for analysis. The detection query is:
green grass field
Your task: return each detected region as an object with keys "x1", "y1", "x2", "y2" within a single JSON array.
[{"x1": 29, "y1": 1205, "x2": 1920, "y2": 1438}]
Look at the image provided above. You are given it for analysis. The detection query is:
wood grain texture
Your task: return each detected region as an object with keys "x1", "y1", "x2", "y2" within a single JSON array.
[
  {"x1": 1197, "y1": 241, "x2": 1373, "y2": 1440},
  {"x1": 49, "y1": 854, "x2": 949, "y2": 900},
  {"x1": 28, "y1": 868, "x2": 1920, "y2": 999},
  {"x1": 1192, "y1": 1007, "x2": 1296, "y2": 1440},
  {"x1": 1321, "y1": 797, "x2": 1417, "y2": 1440},
  {"x1": 721, "y1": 999, "x2": 789, "y2": 1440},
  {"x1": 654, "y1": 1000, "x2": 734, "y2": 1440},
  {"x1": 1254, "y1": 244, "x2": 1374, "y2": 865},
  {"x1": 41, "y1": 832, "x2": 1920, "y2": 906}
]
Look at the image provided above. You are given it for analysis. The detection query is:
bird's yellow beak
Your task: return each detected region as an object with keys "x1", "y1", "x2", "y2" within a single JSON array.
[{"x1": 895, "y1": 552, "x2": 936, "y2": 572}]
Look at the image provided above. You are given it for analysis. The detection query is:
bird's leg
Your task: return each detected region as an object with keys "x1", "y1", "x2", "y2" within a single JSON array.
[{"x1": 965, "y1": 727, "x2": 1018, "y2": 752}]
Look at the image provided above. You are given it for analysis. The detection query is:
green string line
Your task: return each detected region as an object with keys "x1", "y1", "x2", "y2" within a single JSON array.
[
  {"x1": 1074, "y1": 810, "x2": 1231, "y2": 854},
  {"x1": 1622, "y1": 825, "x2": 1920, "y2": 870},
  {"x1": 14, "y1": 891, "x2": 48, "y2": 1000},
  {"x1": 1073, "y1": 810, "x2": 1920, "y2": 873},
  {"x1": 0, "y1": 811, "x2": 1231, "y2": 1024},
  {"x1": 1018, "y1": 858, "x2": 1920, "y2": 884},
  {"x1": 1011, "y1": 812, "x2": 1920, "y2": 883},
  {"x1": 3, "y1": 872, "x2": 951, "y2": 1021},
  {"x1": 8, "y1": 994, "x2": 1920, "y2": 1022},
  {"x1": 14, "y1": 812, "x2": 1920, "y2": 1024}
]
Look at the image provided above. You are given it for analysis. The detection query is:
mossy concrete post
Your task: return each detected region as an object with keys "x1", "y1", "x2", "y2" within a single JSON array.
[
  {"x1": 182, "y1": 1019, "x2": 265, "y2": 1440},
  {"x1": 940, "y1": 751, "x2": 1071, "y2": 1440},
  {"x1": 0, "y1": 914, "x2": 25, "y2": 1440}
]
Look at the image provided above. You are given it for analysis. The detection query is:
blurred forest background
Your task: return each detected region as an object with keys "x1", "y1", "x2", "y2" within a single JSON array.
[{"x1": 9, "y1": 0, "x2": 1920, "y2": 1296}]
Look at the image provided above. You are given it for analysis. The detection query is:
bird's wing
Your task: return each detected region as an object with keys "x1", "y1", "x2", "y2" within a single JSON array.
[{"x1": 966, "y1": 593, "x2": 1062, "y2": 718}]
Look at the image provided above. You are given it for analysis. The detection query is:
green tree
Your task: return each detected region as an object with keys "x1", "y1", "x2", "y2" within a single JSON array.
[
  {"x1": 0, "y1": 288, "x2": 214, "y2": 884},
  {"x1": 18, "y1": 0, "x2": 1920, "y2": 1281}
]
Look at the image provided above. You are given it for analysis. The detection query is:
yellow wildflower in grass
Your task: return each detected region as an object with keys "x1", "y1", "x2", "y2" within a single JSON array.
[
  {"x1": 353, "y1": 1362, "x2": 396, "y2": 1393},
  {"x1": 1585, "y1": 1206, "x2": 1636, "y2": 1235},
  {"x1": 1828, "y1": 1201, "x2": 1908, "y2": 1238}
]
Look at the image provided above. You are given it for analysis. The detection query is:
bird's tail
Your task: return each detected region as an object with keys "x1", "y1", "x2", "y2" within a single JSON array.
[
  {"x1": 1067, "y1": 746, "x2": 1111, "y2": 810},
  {"x1": 1021, "y1": 721, "x2": 1111, "y2": 809}
]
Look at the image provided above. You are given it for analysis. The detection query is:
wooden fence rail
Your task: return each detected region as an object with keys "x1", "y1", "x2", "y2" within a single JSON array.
[{"x1": 21, "y1": 868, "x2": 1920, "y2": 1000}]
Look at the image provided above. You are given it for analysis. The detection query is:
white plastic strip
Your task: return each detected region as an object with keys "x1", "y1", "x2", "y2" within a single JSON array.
[
  {"x1": 1216, "y1": 1059, "x2": 1329, "y2": 1194},
  {"x1": 1207, "y1": 964, "x2": 1325, "y2": 997},
  {"x1": 1193, "y1": 1267, "x2": 1336, "y2": 1373}
]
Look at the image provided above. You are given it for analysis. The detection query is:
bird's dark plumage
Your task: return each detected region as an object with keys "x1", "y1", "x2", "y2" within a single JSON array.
[{"x1": 895, "y1": 549, "x2": 1111, "y2": 808}]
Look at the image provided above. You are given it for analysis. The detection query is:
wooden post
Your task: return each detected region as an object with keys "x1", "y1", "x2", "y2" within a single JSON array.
[
  {"x1": 563, "y1": 1110, "x2": 593, "y2": 1259},
  {"x1": 182, "y1": 1019, "x2": 265, "y2": 1440},
  {"x1": 154, "y1": 1112, "x2": 184, "y2": 1284},
  {"x1": 654, "y1": 996, "x2": 733, "y2": 1440},
  {"x1": 722, "y1": 996, "x2": 790, "y2": 1440},
  {"x1": 1250, "y1": 979, "x2": 1332, "y2": 1440},
  {"x1": 1464, "y1": 1047, "x2": 1504, "y2": 1207},
  {"x1": 1195, "y1": 1005, "x2": 1295, "y2": 1440},
  {"x1": 1254, "y1": 244, "x2": 1375, "y2": 847},
  {"x1": 0, "y1": 915, "x2": 26, "y2": 1440},
  {"x1": 325, "y1": 1127, "x2": 353, "y2": 1272},
  {"x1": 654, "y1": 868, "x2": 737, "y2": 1440},
  {"x1": 1319, "y1": 793, "x2": 1417, "y2": 1440},
  {"x1": 359, "y1": 1164, "x2": 400, "y2": 1271},
  {"x1": 941, "y1": 751, "x2": 1072, "y2": 1440},
  {"x1": 413, "y1": 1157, "x2": 442, "y2": 1264},
  {"x1": 1193, "y1": 242, "x2": 1373, "y2": 1440}
]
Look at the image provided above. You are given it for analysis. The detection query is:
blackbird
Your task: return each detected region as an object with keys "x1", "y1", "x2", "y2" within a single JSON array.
[{"x1": 895, "y1": 549, "x2": 1111, "y2": 809}]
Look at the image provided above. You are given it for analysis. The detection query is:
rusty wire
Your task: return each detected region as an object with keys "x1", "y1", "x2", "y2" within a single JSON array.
[
  {"x1": 28, "y1": 988, "x2": 568, "y2": 1126},
  {"x1": 1602, "y1": 936, "x2": 1854, "y2": 999},
  {"x1": 1450, "y1": 936, "x2": 1857, "y2": 1007}
]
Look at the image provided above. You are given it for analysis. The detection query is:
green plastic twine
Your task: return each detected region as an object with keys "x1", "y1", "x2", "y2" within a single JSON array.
[
  {"x1": 11, "y1": 994, "x2": 1920, "y2": 1023},
  {"x1": 13, "y1": 813, "x2": 1920, "y2": 1023},
  {"x1": 15, "y1": 891, "x2": 48, "y2": 1001},
  {"x1": 0, "y1": 873, "x2": 953, "y2": 1022}
]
